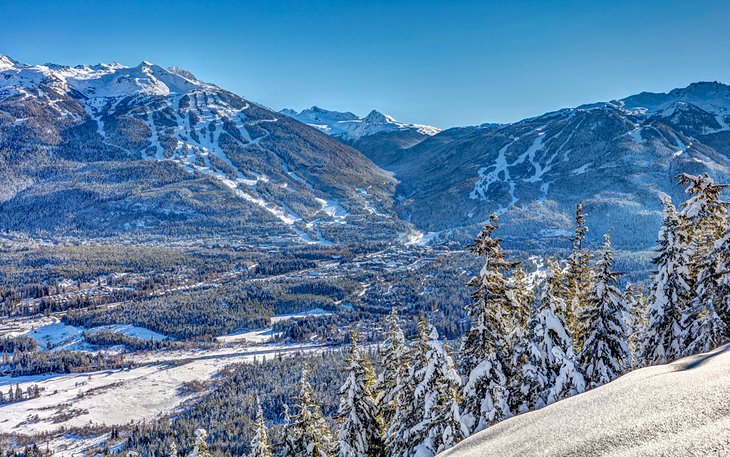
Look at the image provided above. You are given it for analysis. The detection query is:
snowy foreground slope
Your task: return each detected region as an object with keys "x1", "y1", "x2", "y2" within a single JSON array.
[{"x1": 441, "y1": 344, "x2": 730, "y2": 457}]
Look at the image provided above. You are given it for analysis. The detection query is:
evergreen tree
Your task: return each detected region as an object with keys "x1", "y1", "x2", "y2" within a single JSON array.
[
  {"x1": 711, "y1": 228, "x2": 730, "y2": 333},
  {"x1": 517, "y1": 302, "x2": 549, "y2": 412},
  {"x1": 460, "y1": 215, "x2": 514, "y2": 433},
  {"x1": 281, "y1": 404, "x2": 299, "y2": 457},
  {"x1": 188, "y1": 429, "x2": 212, "y2": 457},
  {"x1": 386, "y1": 318, "x2": 427, "y2": 457},
  {"x1": 337, "y1": 332, "x2": 383, "y2": 457},
  {"x1": 682, "y1": 257, "x2": 727, "y2": 356},
  {"x1": 293, "y1": 367, "x2": 334, "y2": 457},
  {"x1": 412, "y1": 320, "x2": 467, "y2": 457},
  {"x1": 249, "y1": 400, "x2": 273, "y2": 457},
  {"x1": 579, "y1": 233, "x2": 630, "y2": 388},
  {"x1": 677, "y1": 173, "x2": 728, "y2": 263},
  {"x1": 378, "y1": 308, "x2": 410, "y2": 430},
  {"x1": 531, "y1": 268, "x2": 585, "y2": 404},
  {"x1": 564, "y1": 202, "x2": 592, "y2": 351},
  {"x1": 624, "y1": 283, "x2": 647, "y2": 369},
  {"x1": 677, "y1": 173, "x2": 730, "y2": 354},
  {"x1": 641, "y1": 194, "x2": 691, "y2": 365}
]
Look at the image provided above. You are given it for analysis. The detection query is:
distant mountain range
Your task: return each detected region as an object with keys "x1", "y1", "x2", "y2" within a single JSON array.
[
  {"x1": 280, "y1": 106, "x2": 441, "y2": 168},
  {"x1": 2, "y1": 54, "x2": 730, "y2": 250}
]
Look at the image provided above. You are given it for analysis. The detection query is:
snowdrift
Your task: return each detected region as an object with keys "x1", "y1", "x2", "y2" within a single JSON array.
[{"x1": 441, "y1": 344, "x2": 730, "y2": 456}]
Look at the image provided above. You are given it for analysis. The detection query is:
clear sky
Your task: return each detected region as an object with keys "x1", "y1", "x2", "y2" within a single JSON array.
[{"x1": 2, "y1": 0, "x2": 730, "y2": 127}]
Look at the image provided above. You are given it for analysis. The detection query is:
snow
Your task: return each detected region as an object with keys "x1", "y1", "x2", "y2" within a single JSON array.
[
  {"x1": 281, "y1": 106, "x2": 441, "y2": 141},
  {"x1": 0, "y1": 342, "x2": 325, "y2": 437},
  {"x1": 216, "y1": 309, "x2": 332, "y2": 343},
  {"x1": 440, "y1": 344, "x2": 730, "y2": 457},
  {"x1": 1, "y1": 316, "x2": 169, "y2": 352}
]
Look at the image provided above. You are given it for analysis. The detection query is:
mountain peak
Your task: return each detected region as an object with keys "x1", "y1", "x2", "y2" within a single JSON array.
[{"x1": 363, "y1": 110, "x2": 397, "y2": 124}]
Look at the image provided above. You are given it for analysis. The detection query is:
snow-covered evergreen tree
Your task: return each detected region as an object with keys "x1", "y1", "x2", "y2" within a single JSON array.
[
  {"x1": 293, "y1": 367, "x2": 334, "y2": 457},
  {"x1": 386, "y1": 318, "x2": 427, "y2": 457},
  {"x1": 641, "y1": 194, "x2": 691, "y2": 365},
  {"x1": 682, "y1": 256, "x2": 727, "y2": 356},
  {"x1": 530, "y1": 268, "x2": 585, "y2": 404},
  {"x1": 281, "y1": 404, "x2": 299, "y2": 457},
  {"x1": 564, "y1": 202, "x2": 592, "y2": 348},
  {"x1": 188, "y1": 429, "x2": 212, "y2": 457},
  {"x1": 517, "y1": 302, "x2": 549, "y2": 412},
  {"x1": 712, "y1": 228, "x2": 730, "y2": 333},
  {"x1": 624, "y1": 283, "x2": 647, "y2": 369},
  {"x1": 677, "y1": 173, "x2": 728, "y2": 262},
  {"x1": 249, "y1": 400, "x2": 273, "y2": 457},
  {"x1": 579, "y1": 233, "x2": 630, "y2": 388},
  {"x1": 378, "y1": 308, "x2": 410, "y2": 429},
  {"x1": 460, "y1": 215, "x2": 513, "y2": 433},
  {"x1": 412, "y1": 320, "x2": 467, "y2": 457},
  {"x1": 336, "y1": 332, "x2": 383, "y2": 457}
]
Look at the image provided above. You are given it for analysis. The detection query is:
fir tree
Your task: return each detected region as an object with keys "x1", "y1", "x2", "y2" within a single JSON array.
[
  {"x1": 564, "y1": 202, "x2": 592, "y2": 351},
  {"x1": 337, "y1": 332, "x2": 383, "y2": 457},
  {"x1": 532, "y1": 268, "x2": 585, "y2": 404},
  {"x1": 677, "y1": 173, "x2": 728, "y2": 262},
  {"x1": 579, "y1": 233, "x2": 630, "y2": 388},
  {"x1": 281, "y1": 404, "x2": 299, "y2": 457},
  {"x1": 386, "y1": 318, "x2": 427, "y2": 457},
  {"x1": 249, "y1": 400, "x2": 273, "y2": 457},
  {"x1": 682, "y1": 257, "x2": 727, "y2": 356},
  {"x1": 293, "y1": 367, "x2": 334, "y2": 457},
  {"x1": 711, "y1": 228, "x2": 730, "y2": 333},
  {"x1": 188, "y1": 429, "x2": 212, "y2": 457},
  {"x1": 641, "y1": 194, "x2": 691, "y2": 365},
  {"x1": 460, "y1": 215, "x2": 514, "y2": 433},
  {"x1": 412, "y1": 320, "x2": 467, "y2": 457},
  {"x1": 517, "y1": 302, "x2": 549, "y2": 412},
  {"x1": 624, "y1": 283, "x2": 647, "y2": 369},
  {"x1": 378, "y1": 308, "x2": 410, "y2": 430}
]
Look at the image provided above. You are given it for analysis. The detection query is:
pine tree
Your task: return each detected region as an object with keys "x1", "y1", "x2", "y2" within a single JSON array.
[
  {"x1": 641, "y1": 194, "x2": 691, "y2": 365},
  {"x1": 677, "y1": 173, "x2": 730, "y2": 354},
  {"x1": 711, "y1": 228, "x2": 730, "y2": 333},
  {"x1": 682, "y1": 257, "x2": 727, "y2": 356},
  {"x1": 531, "y1": 268, "x2": 585, "y2": 404},
  {"x1": 386, "y1": 318, "x2": 427, "y2": 457},
  {"x1": 293, "y1": 367, "x2": 334, "y2": 457},
  {"x1": 564, "y1": 202, "x2": 592, "y2": 351},
  {"x1": 624, "y1": 283, "x2": 647, "y2": 369},
  {"x1": 249, "y1": 400, "x2": 273, "y2": 457},
  {"x1": 412, "y1": 320, "x2": 467, "y2": 457},
  {"x1": 188, "y1": 429, "x2": 212, "y2": 457},
  {"x1": 677, "y1": 173, "x2": 728, "y2": 262},
  {"x1": 579, "y1": 233, "x2": 630, "y2": 388},
  {"x1": 378, "y1": 308, "x2": 410, "y2": 430},
  {"x1": 517, "y1": 302, "x2": 549, "y2": 412},
  {"x1": 460, "y1": 215, "x2": 514, "y2": 433},
  {"x1": 281, "y1": 404, "x2": 299, "y2": 457},
  {"x1": 337, "y1": 332, "x2": 383, "y2": 457}
]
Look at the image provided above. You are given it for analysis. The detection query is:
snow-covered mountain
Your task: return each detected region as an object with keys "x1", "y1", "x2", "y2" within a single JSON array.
[
  {"x1": 280, "y1": 106, "x2": 440, "y2": 141},
  {"x1": 390, "y1": 81, "x2": 730, "y2": 249},
  {"x1": 0, "y1": 55, "x2": 408, "y2": 244},
  {"x1": 280, "y1": 106, "x2": 441, "y2": 167},
  {"x1": 441, "y1": 344, "x2": 730, "y2": 457}
]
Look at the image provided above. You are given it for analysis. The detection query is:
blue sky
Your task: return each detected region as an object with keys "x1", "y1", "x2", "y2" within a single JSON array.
[{"x1": 2, "y1": 0, "x2": 730, "y2": 127}]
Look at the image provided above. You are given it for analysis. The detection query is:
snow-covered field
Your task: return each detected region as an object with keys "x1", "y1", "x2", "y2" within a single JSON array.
[
  {"x1": 441, "y1": 344, "x2": 730, "y2": 457},
  {"x1": 216, "y1": 308, "x2": 332, "y2": 343},
  {"x1": 0, "y1": 341, "x2": 322, "y2": 437},
  {"x1": 1, "y1": 316, "x2": 168, "y2": 352}
]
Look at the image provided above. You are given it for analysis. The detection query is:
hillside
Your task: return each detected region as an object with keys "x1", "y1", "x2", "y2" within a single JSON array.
[
  {"x1": 0, "y1": 56, "x2": 408, "y2": 244},
  {"x1": 389, "y1": 82, "x2": 730, "y2": 249},
  {"x1": 441, "y1": 344, "x2": 730, "y2": 457}
]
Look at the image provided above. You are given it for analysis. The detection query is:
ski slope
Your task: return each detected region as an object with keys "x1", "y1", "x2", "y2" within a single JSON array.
[{"x1": 441, "y1": 344, "x2": 730, "y2": 457}]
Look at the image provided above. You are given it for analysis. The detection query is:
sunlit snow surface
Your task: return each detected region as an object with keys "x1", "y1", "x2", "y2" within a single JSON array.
[{"x1": 441, "y1": 344, "x2": 730, "y2": 457}]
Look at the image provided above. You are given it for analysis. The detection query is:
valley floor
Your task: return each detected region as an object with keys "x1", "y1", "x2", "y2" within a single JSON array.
[{"x1": 441, "y1": 344, "x2": 730, "y2": 457}]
